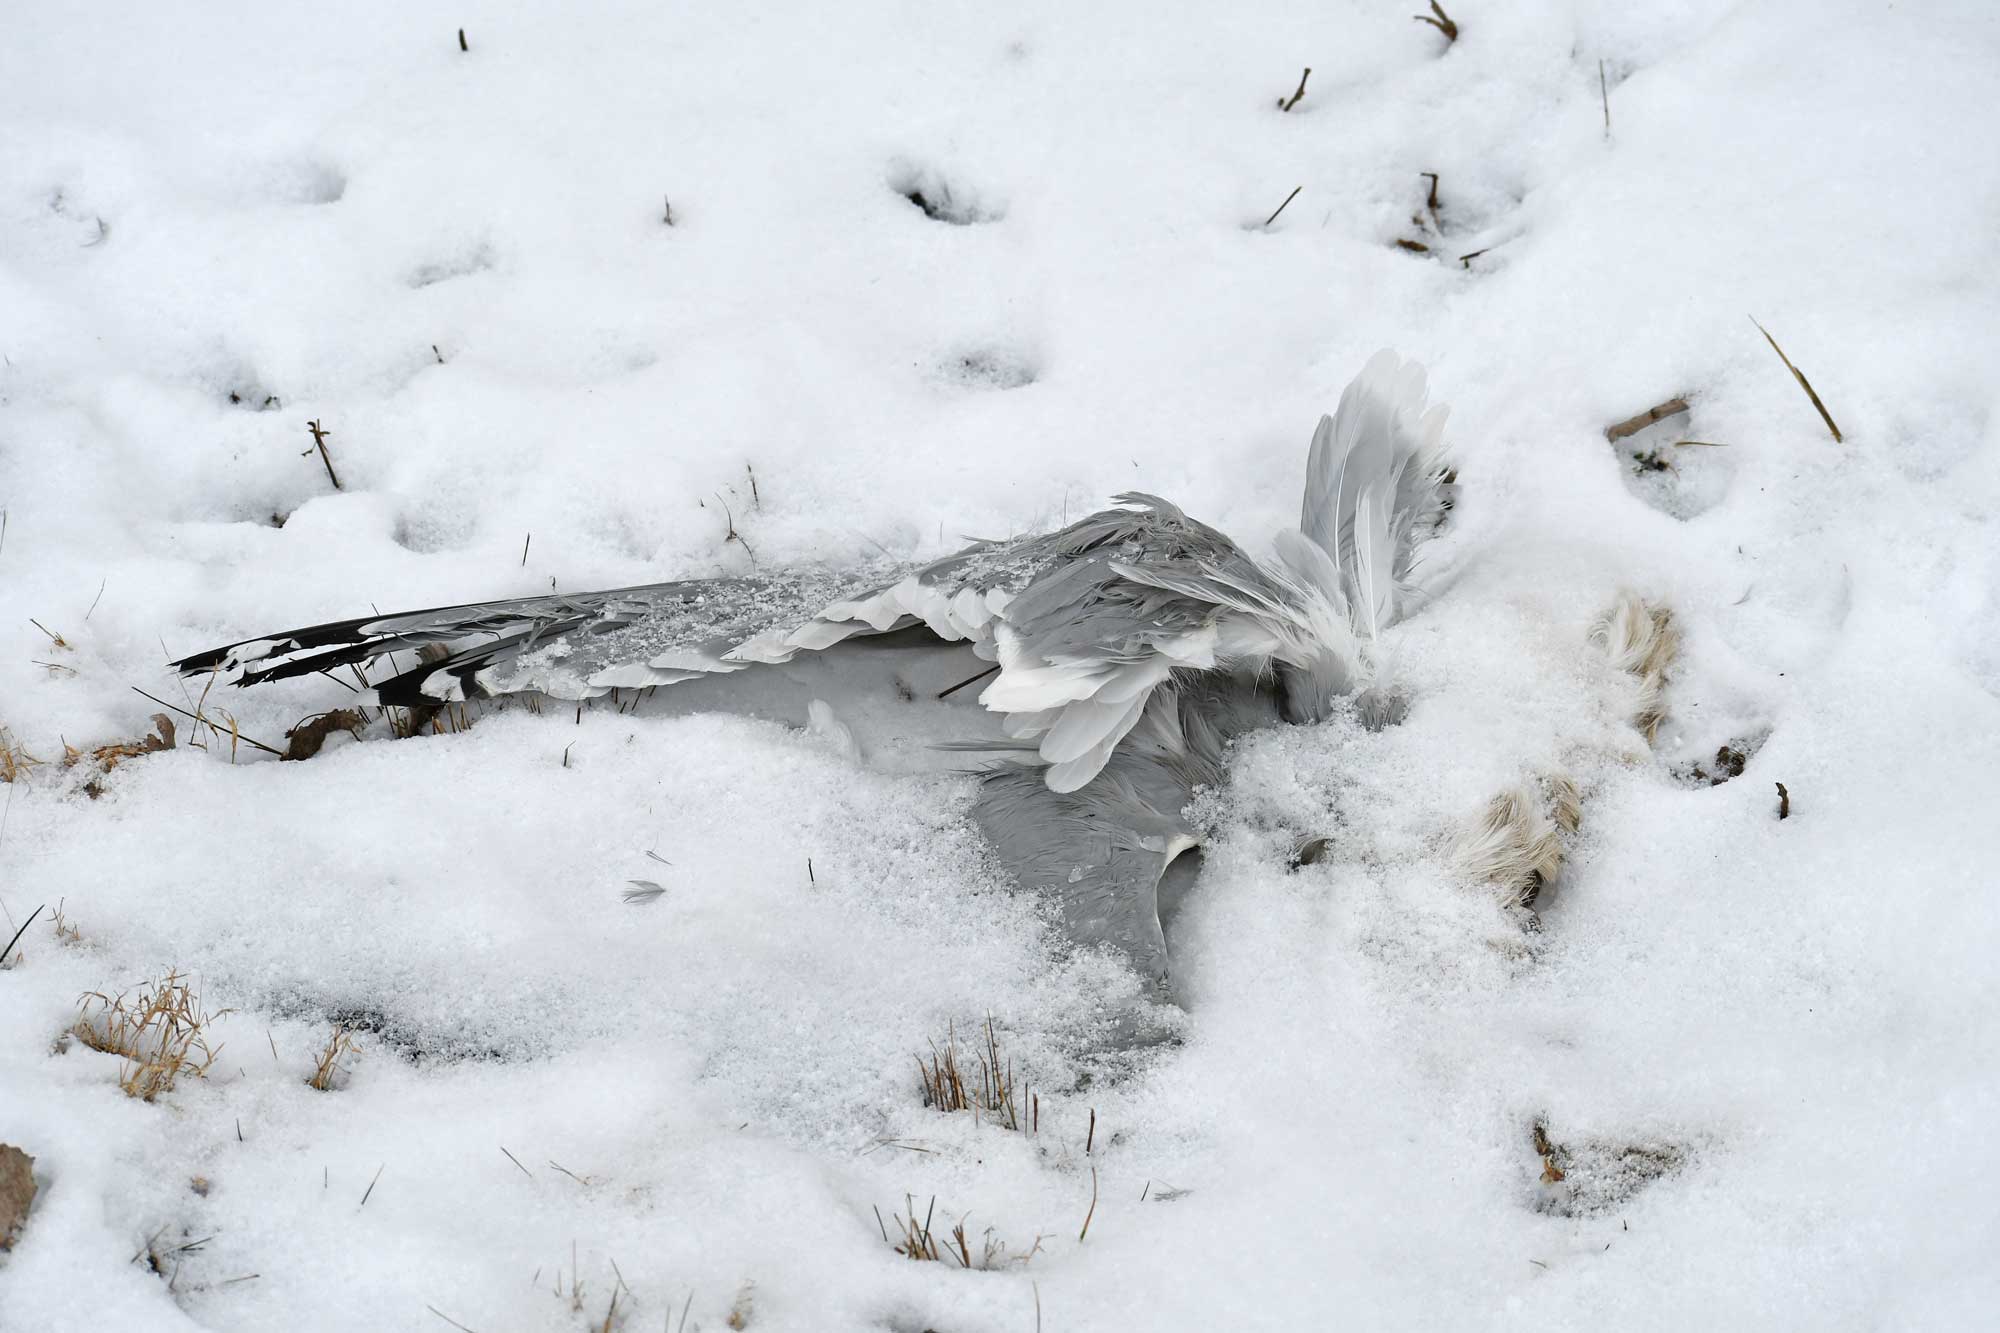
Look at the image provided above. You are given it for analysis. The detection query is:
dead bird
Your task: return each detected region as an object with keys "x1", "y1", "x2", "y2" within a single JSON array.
[{"x1": 174, "y1": 352, "x2": 1456, "y2": 984}]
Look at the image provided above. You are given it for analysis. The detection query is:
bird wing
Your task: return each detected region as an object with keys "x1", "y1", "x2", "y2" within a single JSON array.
[
  {"x1": 171, "y1": 496, "x2": 1291, "y2": 792},
  {"x1": 956, "y1": 494, "x2": 1299, "y2": 791},
  {"x1": 171, "y1": 565, "x2": 901, "y2": 705},
  {"x1": 969, "y1": 749, "x2": 1201, "y2": 985}
]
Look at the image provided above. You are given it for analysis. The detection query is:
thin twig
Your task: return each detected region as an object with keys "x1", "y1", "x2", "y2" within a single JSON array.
[
  {"x1": 1078, "y1": 1165, "x2": 1099, "y2": 1241},
  {"x1": 2, "y1": 904, "x2": 45, "y2": 965},
  {"x1": 1420, "y1": 171, "x2": 1441, "y2": 228},
  {"x1": 305, "y1": 420, "x2": 342, "y2": 490},
  {"x1": 520, "y1": 532, "x2": 531, "y2": 567},
  {"x1": 1599, "y1": 59, "x2": 1611, "y2": 138},
  {"x1": 1605, "y1": 397, "x2": 1691, "y2": 442},
  {"x1": 1750, "y1": 317, "x2": 1843, "y2": 442},
  {"x1": 713, "y1": 495, "x2": 756, "y2": 562},
  {"x1": 937, "y1": 663, "x2": 1000, "y2": 700},
  {"x1": 457, "y1": 29, "x2": 468, "y2": 52},
  {"x1": 1277, "y1": 67, "x2": 1311, "y2": 112},
  {"x1": 359, "y1": 1162, "x2": 385, "y2": 1206},
  {"x1": 129, "y1": 687, "x2": 283, "y2": 756},
  {"x1": 499, "y1": 1146, "x2": 534, "y2": 1178},
  {"x1": 1413, "y1": 1, "x2": 1458, "y2": 42},
  {"x1": 1262, "y1": 186, "x2": 1303, "y2": 229},
  {"x1": 428, "y1": 1306, "x2": 479, "y2": 1333},
  {"x1": 85, "y1": 578, "x2": 107, "y2": 621}
]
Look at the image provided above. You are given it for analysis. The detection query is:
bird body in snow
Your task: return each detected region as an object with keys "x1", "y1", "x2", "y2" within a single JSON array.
[{"x1": 174, "y1": 352, "x2": 1455, "y2": 984}]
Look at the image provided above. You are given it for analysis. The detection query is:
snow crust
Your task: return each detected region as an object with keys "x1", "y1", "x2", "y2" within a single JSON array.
[{"x1": 2, "y1": 2, "x2": 1996, "y2": 1328}]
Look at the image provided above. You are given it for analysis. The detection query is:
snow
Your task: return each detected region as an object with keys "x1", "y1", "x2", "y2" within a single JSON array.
[{"x1": 2, "y1": 1, "x2": 1996, "y2": 1329}]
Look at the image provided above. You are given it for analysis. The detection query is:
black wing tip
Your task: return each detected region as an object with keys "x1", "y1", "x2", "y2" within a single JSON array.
[{"x1": 170, "y1": 648, "x2": 229, "y2": 675}]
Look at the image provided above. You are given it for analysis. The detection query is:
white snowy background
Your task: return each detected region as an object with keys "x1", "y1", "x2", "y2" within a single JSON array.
[{"x1": 2, "y1": 1, "x2": 1996, "y2": 1329}]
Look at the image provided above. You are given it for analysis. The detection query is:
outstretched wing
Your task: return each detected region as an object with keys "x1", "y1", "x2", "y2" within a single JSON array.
[
  {"x1": 171, "y1": 565, "x2": 897, "y2": 705},
  {"x1": 172, "y1": 496, "x2": 1297, "y2": 792}
]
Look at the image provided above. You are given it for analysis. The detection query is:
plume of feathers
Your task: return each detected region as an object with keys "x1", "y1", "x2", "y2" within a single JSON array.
[{"x1": 1285, "y1": 349, "x2": 1454, "y2": 640}]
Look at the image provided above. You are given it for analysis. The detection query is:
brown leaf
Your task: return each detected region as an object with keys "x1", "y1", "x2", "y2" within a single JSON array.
[
  {"x1": 282, "y1": 709, "x2": 367, "y2": 761},
  {"x1": 0, "y1": 1144, "x2": 35, "y2": 1251},
  {"x1": 70, "y1": 714, "x2": 176, "y2": 777}
]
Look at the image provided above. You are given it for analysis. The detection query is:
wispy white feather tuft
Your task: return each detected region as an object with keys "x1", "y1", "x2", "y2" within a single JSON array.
[
  {"x1": 1593, "y1": 592, "x2": 1678, "y2": 743},
  {"x1": 1457, "y1": 771, "x2": 1583, "y2": 907}
]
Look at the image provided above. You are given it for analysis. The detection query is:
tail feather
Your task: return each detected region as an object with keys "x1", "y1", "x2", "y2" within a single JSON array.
[{"x1": 1293, "y1": 350, "x2": 1453, "y2": 638}]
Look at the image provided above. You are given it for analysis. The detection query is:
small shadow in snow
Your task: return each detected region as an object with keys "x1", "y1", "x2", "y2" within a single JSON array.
[
  {"x1": 407, "y1": 243, "x2": 495, "y2": 289},
  {"x1": 1670, "y1": 728, "x2": 1771, "y2": 788},
  {"x1": 1530, "y1": 1121, "x2": 1694, "y2": 1218},
  {"x1": 270, "y1": 159, "x2": 347, "y2": 205},
  {"x1": 319, "y1": 1004, "x2": 511, "y2": 1065},
  {"x1": 1609, "y1": 406, "x2": 1734, "y2": 521},
  {"x1": 890, "y1": 162, "x2": 1003, "y2": 225},
  {"x1": 392, "y1": 507, "x2": 475, "y2": 554},
  {"x1": 225, "y1": 384, "x2": 283, "y2": 412},
  {"x1": 940, "y1": 347, "x2": 1036, "y2": 391}
]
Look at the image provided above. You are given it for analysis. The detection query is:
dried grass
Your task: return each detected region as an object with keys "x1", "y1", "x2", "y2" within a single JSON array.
[
  {"x1": 1413, "y1": 1, "x2": 1458, "y2": 43},
  {"x1": 877, "y1": 1195, "x2": 1041, "y2": 1271},
  {"x1": 49, "y1": 898, "x2": 81, "y2": 946},
  {"x1": 917, "y1": 1017, "x2": 1031, "y2": 1131},
  {"x1": 73, "y1": 971, "x2": 230, "y2": 1101},
  {"x1": 0, "y1": 727, "x2": 45, "y2": 784},
  {"x1": 1750, "y1": 317, "x2": 1843, "y2": 442},
  {"x1": 305, "y1": 1025, "x2": 360, "y2": 1092}
]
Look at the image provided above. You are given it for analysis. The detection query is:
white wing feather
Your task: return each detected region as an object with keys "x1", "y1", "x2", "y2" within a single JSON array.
[{"x1": 1291, "y1": 349, "x2": 1450, "y2": 641}]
